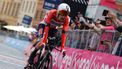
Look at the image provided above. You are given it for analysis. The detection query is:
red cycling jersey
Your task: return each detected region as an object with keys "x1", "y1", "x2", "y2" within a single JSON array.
[{"x1": 39, "y1": 9, "x2": 70, "y2": 50}]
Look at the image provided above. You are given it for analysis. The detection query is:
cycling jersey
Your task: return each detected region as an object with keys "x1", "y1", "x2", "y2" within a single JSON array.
[{"x1": 39, "y1": 9, "x2": 70, "y2": 50}]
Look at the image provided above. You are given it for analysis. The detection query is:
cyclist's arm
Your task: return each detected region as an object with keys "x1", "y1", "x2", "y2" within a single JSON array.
[
  {"x1": 116, "y1": 18, "x2": 122, "y2": 26},
  {"x1": 101, "y1": 26, "x2": 115, "y2": 30},
  {"x1": 40, "y1": 25, "x2": 49, "y2": 46},
  {"x1": 38, "y1": 10, "x2": 54, "y2": 46},
  {"x1": 61, "y1": 17, "x2": 70, "y2": 50}
]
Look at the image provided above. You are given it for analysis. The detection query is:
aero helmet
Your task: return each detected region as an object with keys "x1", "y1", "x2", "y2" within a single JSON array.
[{"x1": 57, "y1": 3, "x2": 71, "y2": 16}]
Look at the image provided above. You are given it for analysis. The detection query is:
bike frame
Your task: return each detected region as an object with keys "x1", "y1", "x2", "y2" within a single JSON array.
[{"x1": 33, "y1": 43, "x2": 61, "y2": 69}]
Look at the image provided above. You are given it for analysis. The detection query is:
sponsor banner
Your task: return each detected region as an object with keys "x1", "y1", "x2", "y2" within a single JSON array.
[
  {"x1": 100, "y1": 0, "x2": 119, "y2": 10},
  {"x1": 22, "y1": 15, "x2": 32, "y2": 25},
  {"x1": 43, "y1": 0, "x2": 62, "y2": 10},
  {"x1": 52, "y1": 47, "x2": 122, "y2": 69}
]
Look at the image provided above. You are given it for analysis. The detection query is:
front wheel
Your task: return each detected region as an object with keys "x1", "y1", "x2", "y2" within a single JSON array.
[
  {"x1": 47, "y1": 54, "x2": 53, "y2": 69},
  {"x1": 37, "y1": 53, "x2": 53, "y2": 69}
]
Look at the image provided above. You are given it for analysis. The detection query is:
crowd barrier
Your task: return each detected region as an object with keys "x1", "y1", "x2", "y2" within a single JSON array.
[
  {"x1": 65, "y1": 30, "x2": 121, "y2": 56},
  {"x1": 51, "y1": 30, "x2": 122, "y2": 69},
  {"x1": 3, "y1": 36, "x2": 30, "y2": 51},
  {"x1": 66, "y1": 30, "x2": 101, "y2": 49},
  {"x1": 0, "y1": 31, "x2": 30, "y2": 51},
  {"x1": 52, "y1": 47, "x2": 122, "y2": 69}
]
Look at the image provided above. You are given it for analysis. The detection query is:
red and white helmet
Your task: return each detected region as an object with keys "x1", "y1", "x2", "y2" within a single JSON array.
[{"x1": 57, "y1": 3, "x2": 71, "y2": 16}]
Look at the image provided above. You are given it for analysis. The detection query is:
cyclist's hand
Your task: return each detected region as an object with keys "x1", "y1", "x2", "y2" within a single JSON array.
[
  {"x1": 61, "y1": 49, "x2": 66, "y2": 57},
  {"x1": 35, "y1": 42, "x2": 45, "y2": 49}
]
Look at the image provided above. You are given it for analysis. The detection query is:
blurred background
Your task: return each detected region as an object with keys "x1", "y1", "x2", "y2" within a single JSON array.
[{"x1": 0, "y1": 0, "x2": 122, "y2": 69}]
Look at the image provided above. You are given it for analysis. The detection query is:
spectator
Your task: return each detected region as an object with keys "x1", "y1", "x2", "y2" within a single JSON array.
[
  {"x1": 92, "y1": 18, "x2": 115, "y2": 31},
  {"x1": 107, "y1": 11, "x2": 122, "y2": 32},
  {"x1": 87, "y1": 17, "x2": 115, "y2": 53},
  {"x1": 97, "y1": 18, "x2": 115, "y2": 53},
  {"x1": 74, "y1": 16, "x2": 80, "y2": 25},
  {"x1": 75, "y1": 22, "x2": 85, "y2": 30},
  {"x1": 102, "y1": 17, "x2": 115, "y2": 30},
  {"x1": 78, "y1": 12, "x2": 86, "y2": 24},
  {"x1": 107, "y1": 11, "x2": 122, "y2": 56},
  {"x1": 69, "y1": 21, "x2": 76, "y2": 30},
  {"x1": 108, "y1": 11, "x2": 122, "y2": 25},
  {"x1": 95, "y1": 19, "x2": 103, "y2": 29}
]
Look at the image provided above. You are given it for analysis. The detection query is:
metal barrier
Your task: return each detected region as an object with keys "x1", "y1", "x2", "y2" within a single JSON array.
[
  {"x1": 0, "y1": 30, "x2": 30, "y2": 51},
  {"x1": 65, "y1": 30, "x2": 121, "y2": 56},
  {"x1": 66, "y1": 30, "x2": 101, "y2": 49},
  {"x1": 0, "y1": 30, "x2": 29, "y2": 41}
]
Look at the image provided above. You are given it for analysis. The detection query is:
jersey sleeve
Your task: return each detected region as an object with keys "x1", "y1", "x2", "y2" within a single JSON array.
[
  {"x1": 38, "y1": 10, "x2": 55, "y2": 46},
  {"x1": 61, "y1": 17, "x2": 70, "y2": 50},
  {"x1": 44, "y1": 10, "x2": 55, "y2": 24}
]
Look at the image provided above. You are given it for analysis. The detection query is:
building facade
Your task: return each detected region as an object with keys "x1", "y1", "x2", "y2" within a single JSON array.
[
  {"x1": 32, "y1": 0, "x2": 45, "y2": 27},
  {"x1": 0, "y1": 0, "x2": 45, "y2": 27},
  {"x1": 0, "y1": 0, "x2": 21, "y2": 25},
  {"x1": 85, "y1": 0, "x2": 120, "y2": 21},
  {"x1": 17, "y1": 0, "x2": 38, "y2": 27}
]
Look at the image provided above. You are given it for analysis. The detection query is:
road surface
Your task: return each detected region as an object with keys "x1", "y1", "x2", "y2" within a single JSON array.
[{"x1": 0, "y1": 35, "x2": 27, "y2": 69}]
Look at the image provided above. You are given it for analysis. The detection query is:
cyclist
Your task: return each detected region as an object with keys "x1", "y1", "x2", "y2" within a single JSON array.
[
  {"x1": 24, "y1": 3, "x2": 71, "y2": 68},
  {"x1": 24, "y1": 23, "x2": 45, "y2": 64}
]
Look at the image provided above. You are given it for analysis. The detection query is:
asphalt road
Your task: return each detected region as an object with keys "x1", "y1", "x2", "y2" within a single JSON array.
[{"x1": 0, "y1": 35, "x2": 26, "y2": 69}]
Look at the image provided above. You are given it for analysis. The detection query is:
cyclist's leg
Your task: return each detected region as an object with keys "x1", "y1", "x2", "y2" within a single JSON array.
[
  {"x1": 25, "y1": 24, "x2": 46, "y2": 68},
  {"x1": 28, "y1": 48, "x2": 39, "y2": 65},
  {"x1": 24, "y1": 38, "x2": 38, "y2": 57},
  {"x1": 24, "y1": 47, "x2": 39, "y2": 69}
]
